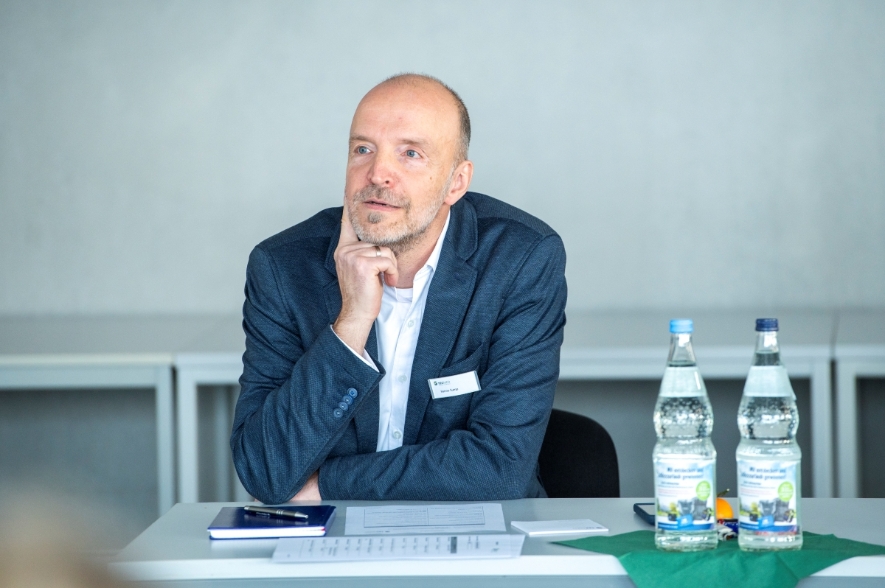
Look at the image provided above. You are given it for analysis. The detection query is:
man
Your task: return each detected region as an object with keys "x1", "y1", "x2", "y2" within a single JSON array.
[{"x1": 231, "y1": 74, "x2": 567, "y2": 504}]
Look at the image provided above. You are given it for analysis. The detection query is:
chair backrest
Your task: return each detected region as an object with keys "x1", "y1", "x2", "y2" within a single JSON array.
[{"x1": 538, "y1": 408, "x2": 620, "y2": 498}]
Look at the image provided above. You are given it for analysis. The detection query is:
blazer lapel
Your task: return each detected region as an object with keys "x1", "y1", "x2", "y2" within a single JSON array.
[{"x1": 403, "y1": 199, "x2": 478, "y2": 445}]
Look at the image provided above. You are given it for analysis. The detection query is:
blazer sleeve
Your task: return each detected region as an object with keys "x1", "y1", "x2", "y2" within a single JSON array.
[
  {"x1": 318, "y1": 233, "x2": 567, "y2": 500},
  {"x1": 230, "y1": 245, "x2": 383, "y2": 504}
]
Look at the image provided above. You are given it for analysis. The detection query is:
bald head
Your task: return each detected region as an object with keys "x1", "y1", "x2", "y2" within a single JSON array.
[
  {"x1": 344, "y1": 73, "x2": 475, "y2": 258},
  {"x1": 365, "y1": 73, "x2": 471, "y2": 163}
]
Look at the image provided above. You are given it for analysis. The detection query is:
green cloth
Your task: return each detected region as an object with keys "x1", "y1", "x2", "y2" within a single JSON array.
[{"x1": 557, "y1": 531, "x2": 885, "y2": 588}]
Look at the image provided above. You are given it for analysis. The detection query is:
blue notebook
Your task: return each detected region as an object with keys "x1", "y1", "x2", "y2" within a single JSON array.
[{"x1": 208, "y1": 505, "x2": 336, "y2": 539}]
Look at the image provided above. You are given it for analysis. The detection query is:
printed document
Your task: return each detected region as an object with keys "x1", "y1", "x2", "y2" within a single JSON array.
[
  {"x1": 344, "y1": 503, "x2": 506, "y2": 535},
  {"x1": 273, "y1": 534, "x2": 524, "y2": 562}
]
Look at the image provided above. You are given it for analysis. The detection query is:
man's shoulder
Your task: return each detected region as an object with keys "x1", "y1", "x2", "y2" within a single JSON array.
[
  {"x1": 463, "y1": 192, "x2": 558, "y2": 240},
  {"x1": 255, "y1": 206, "x2": 341, "y2": 255}
]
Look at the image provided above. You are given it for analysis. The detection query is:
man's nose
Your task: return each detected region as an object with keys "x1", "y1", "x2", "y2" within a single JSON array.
[{"x1": 368, "y1": 149, "x2": 396, "y2": 186}]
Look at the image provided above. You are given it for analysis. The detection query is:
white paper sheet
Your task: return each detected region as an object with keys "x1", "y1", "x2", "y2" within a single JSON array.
[
  {"x1": 272, "y1": 534, "x2": 524, "y2": 562},
  {"x1": 510, "y1": 518, "x2": 608, "y2": 537},
  {"x1": 344, "y1": 503, "x2": 506, "y2": 535}
]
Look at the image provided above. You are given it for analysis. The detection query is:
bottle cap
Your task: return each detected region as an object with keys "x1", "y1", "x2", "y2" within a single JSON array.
[
  {"x1": 669, "y1": 319, "x2": 693, "y2": 334},
  {"x1": 755, "y1": 318, "x2": 779, "y2": 332}
]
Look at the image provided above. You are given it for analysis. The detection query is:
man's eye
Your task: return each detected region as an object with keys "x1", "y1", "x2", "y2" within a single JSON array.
[
  {"x1": 405, "y1": 149, "x2": 419, "y2": 158},
  {"x1": 356, "y1": 146, "x2": 370, "y2": 155}
]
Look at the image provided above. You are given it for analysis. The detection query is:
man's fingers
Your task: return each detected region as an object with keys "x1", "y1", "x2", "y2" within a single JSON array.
[
  {"x1": 336, "y1": 242, "x2": 398, "y2": 280},
  {"x1": 360, "y1": 244, "x2": 399, "y2": 282},
  {"x1": 338, "y1": 198, "x2": 360, "y2": 245},
  {"x1": 382, "y1": 255, "x2": 399, "y2": 287},
  {"x1": 357, "y1": 244, "x2": 399, "y2": 287}
]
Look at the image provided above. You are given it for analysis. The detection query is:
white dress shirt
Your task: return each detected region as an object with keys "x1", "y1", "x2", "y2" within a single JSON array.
[{"x1": 333, "y1": 212, "x2": 450, "y2": 452}]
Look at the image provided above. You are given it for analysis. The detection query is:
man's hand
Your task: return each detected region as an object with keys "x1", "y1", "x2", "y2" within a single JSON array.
[
  {"x1": 288, "y1": 471, "x2": 321, "y2": 501},
  {"x1": 332, "y1": 202, "x2": 398, "y2": 354}
]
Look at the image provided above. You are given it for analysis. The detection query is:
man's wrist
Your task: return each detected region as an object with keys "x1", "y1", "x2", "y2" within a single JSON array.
[
  {"x1": 329, "y1": 325, "x2": 378, "y2": 370},
  {"x1": 331, "y1": 315, "x2": 373, "y2": 354}
]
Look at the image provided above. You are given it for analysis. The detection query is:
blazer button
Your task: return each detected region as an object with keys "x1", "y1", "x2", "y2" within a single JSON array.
[
  {"x1": 333, "y1": 408, "x2": 344, "y2": 418},
  {"x1": 338, "y1": 401, "x2": 349, "y2": 411},
  {"x1": 347, "y1": 388, "x2": 358, "y2": 398},
  {"x1": 341, "y1": 395, "x2": 353, "y2": 405}
]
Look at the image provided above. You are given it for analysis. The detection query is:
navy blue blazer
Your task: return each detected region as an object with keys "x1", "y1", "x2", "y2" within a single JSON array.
[{"x1": 231, "y1": 192, "x2": 567, "y2": 503}]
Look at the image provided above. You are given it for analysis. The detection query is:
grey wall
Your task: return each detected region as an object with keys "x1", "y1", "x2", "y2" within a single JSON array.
[{"x1": 2, "y1": 0, "x2": 884, "y2": 314}]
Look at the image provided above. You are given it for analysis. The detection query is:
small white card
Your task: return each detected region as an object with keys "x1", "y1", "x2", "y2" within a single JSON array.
[
  {"x1": 428, "y1": 371, "x2": 481, "y2": 399},
  {"x1": 510, "y1": 519, "x2": 608, "y2": 537}
]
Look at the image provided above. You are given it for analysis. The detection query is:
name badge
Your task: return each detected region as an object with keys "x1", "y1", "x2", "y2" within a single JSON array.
[{"x1": 428, "y1": 371, "x2": 481, "y2": 400}]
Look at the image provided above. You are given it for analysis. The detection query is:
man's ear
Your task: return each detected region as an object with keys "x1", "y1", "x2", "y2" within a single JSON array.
[{"x1": 443, "y1": 159, "x2": 474, "y2": 206}]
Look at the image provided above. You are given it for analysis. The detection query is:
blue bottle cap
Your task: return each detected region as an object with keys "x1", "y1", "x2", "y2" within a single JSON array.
[
  {"x1": 669, "y1": 319, "x2": 693, "y2": 334},
  {"x1": 756, "y1": 318, "x2": 779, "y2": 332}
]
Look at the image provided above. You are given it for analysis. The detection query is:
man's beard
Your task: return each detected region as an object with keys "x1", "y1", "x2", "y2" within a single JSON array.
[{"x1": 347, "y1": 176, "x2": 451, "y2": 254}]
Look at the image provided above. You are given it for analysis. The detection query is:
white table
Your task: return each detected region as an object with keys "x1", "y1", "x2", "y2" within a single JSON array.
[
  {"x1": 173, "y1": 309, "x2": 838, "y2": 502},
  {"x1": 835, "y1": 309, "x2": 885, "y2": 498},
  {"x1": 110, "y1": 498, "x2": 885, "y2": 587},
  {"x1": 0, "y1": 315, "x2": 226, "y2": 515},
  {"x1": 562, "y1": 309, "x2": 835, "y2": 498}
]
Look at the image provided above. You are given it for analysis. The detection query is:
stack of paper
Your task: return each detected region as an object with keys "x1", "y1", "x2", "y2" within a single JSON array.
[{"x1": 344, "y1": 503, "x2": 507, "y2": 535}]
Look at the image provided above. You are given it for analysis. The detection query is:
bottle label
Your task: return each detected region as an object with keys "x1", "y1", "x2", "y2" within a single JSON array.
[
  {"x1": 654, "y1": 458, "x2": 716, "y2": 531},
  {"x1": 737, "y1": 459, "x2": 800, "y2": 533},
  {"x1": 743, "y1": 366, "x2": 795, "y2": 398},
  {"x1": 659, "y1": 367, "x2": 707, "y2": 398}
]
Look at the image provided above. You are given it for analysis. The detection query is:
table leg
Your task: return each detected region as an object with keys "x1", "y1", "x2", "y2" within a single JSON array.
[
  {"x1": 810, "y1": 359, "x2": 834, "y2": 498},
  {"x1": 155, "y1": 366, "x2": 175, "y2": 514},
  {"x1": 836, "y1": 361, "x2": 859, "y2": 498},
  {"x1": 176, "y1": 370, "x2": 200, "y2": 504},
  {"x1": 213, "y1": 386, "x2": 232, "y2": 501}
]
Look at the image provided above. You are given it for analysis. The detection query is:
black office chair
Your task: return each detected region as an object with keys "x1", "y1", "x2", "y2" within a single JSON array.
[{"x1": 538, "y1": 408, "x2": 620, "y2": 498}]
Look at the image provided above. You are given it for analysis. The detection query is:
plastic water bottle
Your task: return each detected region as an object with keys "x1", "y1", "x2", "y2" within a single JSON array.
[
  {"x1": 736, "y1": 318, "x2": 803, "y2": 551},
  {"x1": 653, "y1": 319, "x2": 718, "y2": 551}
]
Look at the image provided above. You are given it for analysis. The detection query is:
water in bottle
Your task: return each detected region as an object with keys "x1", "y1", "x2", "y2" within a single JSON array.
[
  {"x1": 736, "y1": 318, "x2": 803, "y2": 551},
  {"x1": 653, "y1": 319, "x2": 718, "y2": 551}
]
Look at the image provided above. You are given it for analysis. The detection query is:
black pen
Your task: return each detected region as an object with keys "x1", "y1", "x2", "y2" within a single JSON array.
[{"x1": 244, "y1": 506, "x2": 309, "y2": 521}]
